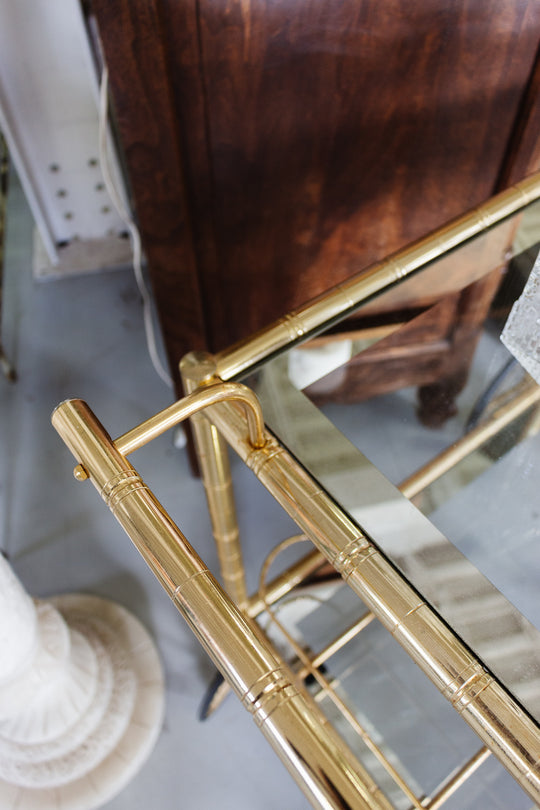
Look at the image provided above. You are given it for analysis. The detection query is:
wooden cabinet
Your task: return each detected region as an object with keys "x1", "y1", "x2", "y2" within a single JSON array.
[{"x1": 89, "y1": 0, "x2": 540, "y2": 411}]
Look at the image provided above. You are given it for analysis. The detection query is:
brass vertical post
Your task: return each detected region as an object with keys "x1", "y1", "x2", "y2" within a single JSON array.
[{"x1": 180, "y1": 351, "x2": 248, "y2": 606}]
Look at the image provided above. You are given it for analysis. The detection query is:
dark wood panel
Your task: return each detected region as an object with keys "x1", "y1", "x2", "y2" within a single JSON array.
[
  {"x1": 90, "y1": 0, "x2": 209, "y2": 390},
  {"x1": 307, "y1": 268, "x2": 504, "y2": 426},
  {"x1": 306, "y1": 295, "x2": 462, "y2": 403},
  {"x1": 194, "y1": 0, "x2": 540, "y2": 344},
  {"x1": 497, "y1": 37, "x2": 540, "y2": 187},
  {"x1": 89, "y1": 0, "x2": 540, "y2": 373}
]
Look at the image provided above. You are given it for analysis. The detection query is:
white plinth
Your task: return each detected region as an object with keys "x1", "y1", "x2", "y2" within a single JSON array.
[{"x1": 0, "y1": 557, "x2": 165, "y2": 810}]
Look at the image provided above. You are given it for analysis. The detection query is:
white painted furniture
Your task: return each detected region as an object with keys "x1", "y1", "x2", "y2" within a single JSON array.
[{"x1": 0, "y1": 555, "x2": 164, "y2": 810}]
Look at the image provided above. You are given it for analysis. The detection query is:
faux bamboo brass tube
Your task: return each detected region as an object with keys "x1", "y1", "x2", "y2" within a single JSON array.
[
  {"x1": 247, "y1": 546, "x2": 325, "y2": 618},
  {"x1": 309, "y1": 613, "x2": 375, "y2": 673},
  {"x1": 252, "y1": 377, "x2": 540, "y2": 617},
  {"x1": 52, "y1": 398, "x2": 392, "y2": 810},
  {"x1": 399, "y1": 378, "x2": 540, "y2": 499},
  {"x1": 256, "y1": 541, "x2": 425, "y2": 810},
  {"x1": 200, "y1": 374, "x2": 540, "y2": 719},
  {"x1": 180, "y1": 352, "x2": 249, "y2": 605},
  {"x1": 422, "y1": 747, "x2": 491, "y2": 810},
  {"x1": 205, "y1": 397, "x2": 540, "y2": 806},
  {"x1": 214, "y1": 171, "x2": 540, "y2": 381}
]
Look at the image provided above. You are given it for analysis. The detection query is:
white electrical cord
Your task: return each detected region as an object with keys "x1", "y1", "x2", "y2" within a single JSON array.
[{"x1": 98, "y1": 66, "x2": 173, "y2": 388}]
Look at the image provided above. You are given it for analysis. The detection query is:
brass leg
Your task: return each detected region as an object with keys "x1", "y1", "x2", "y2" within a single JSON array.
[
  {"x1": 180, "y1": 352, "x2": 248, "y2": 606},
  {"x1": 423, "y1": 747, "x2": 491, "y2": 809}
]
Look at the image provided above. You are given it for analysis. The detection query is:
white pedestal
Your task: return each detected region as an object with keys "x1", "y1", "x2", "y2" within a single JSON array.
[{"x1": 0, "y1": 557, "x2": 165, "y2": 810}]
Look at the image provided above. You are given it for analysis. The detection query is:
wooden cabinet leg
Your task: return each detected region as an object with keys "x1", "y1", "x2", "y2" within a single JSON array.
[{"x1": 417, "y1": 367, "x2": 469, "y2": 428}]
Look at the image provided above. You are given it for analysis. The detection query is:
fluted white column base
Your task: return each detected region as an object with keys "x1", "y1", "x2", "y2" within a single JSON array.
[{"x1": 0, "y1": 593, "x2": 164, "y2": 810}]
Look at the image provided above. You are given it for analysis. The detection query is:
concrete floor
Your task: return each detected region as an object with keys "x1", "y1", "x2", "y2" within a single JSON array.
[{"x1": 0, "y1": 174, "x2": 536, "y2": 809}]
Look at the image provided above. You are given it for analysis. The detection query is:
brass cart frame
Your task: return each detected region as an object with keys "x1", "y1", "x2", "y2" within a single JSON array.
[{"x1": 54, "y1": 172, "x2": 540, "y2": 809}]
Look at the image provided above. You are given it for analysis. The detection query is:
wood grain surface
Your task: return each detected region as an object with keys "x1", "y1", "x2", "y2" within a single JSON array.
[{"x1": 90, "y1": 0, "x2": 540, "y2": 374}]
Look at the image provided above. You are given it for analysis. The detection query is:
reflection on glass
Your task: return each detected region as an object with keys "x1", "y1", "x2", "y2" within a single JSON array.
[
  {"x1": 253, "y1": 213, "x2": 540, "y2": 724},
  {"x1": 261, "y1": 575, "x2": 532, "y2": 810}
]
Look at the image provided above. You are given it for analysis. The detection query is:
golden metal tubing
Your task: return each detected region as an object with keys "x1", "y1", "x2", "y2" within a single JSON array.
[
  {"x1": 249, "y1": 378, "x2": 540, "y2": 616},
  {"x1": 188, "y1": 415, "x2": 248, "y2": 605},
  {"x1": 214, "y1": 171, "x2": 540, "y2": 381},
  {"x1": 422, "y1": 747, "x2": 491, "y2": 810},
  {"x1": 114, "y1": 381, "x2": 266, "y2": 456},
  {"x1": 52, "y1": 398, "x2": 392, "y2": 810},
  {"x1": 203, "y1": 545, "x2": 327, "y2": 718},
  {"x1": 247, "y1": 547, "x2": 326, "y2": 618},
  {"x1": 258, "y1": 568, "x2": 425, "y2": 810},
  {"x1": 180, "y1": 353, "x2": 249, "y2": 605},
  {"x1": 400, "y1": 378, "x2": 540, "y2": 499},
  {"x1": 206, "y1": 376, "x2": 540, "y2": 714},
  {"x1": 206, "y1": 398, "x2": 540, "y2": 806},
  {"x1": 309, "y1": 613, "x2": 375, "y2": 673}
]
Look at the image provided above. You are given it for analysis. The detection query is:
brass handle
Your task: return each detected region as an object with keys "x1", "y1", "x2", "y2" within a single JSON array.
[
  {"x1": 60, "y1": 381, "x2": 267, "y2": 480},
  {"x1": 116, "y1": 381, "x2": 266, "y2": 454}
]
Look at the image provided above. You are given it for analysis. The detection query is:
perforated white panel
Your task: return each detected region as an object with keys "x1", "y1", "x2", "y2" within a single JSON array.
[{"x1": 0, "y1": 1, "x2": 131, "y2": 274}]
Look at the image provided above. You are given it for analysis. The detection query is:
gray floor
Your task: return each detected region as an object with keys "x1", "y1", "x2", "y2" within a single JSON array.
[
  {"x1": 1, "y1": 175, "x2": 306, "y2": 810},
  {"x1": 0, "y1": 174, "x2": 536, "y2": 808}
]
